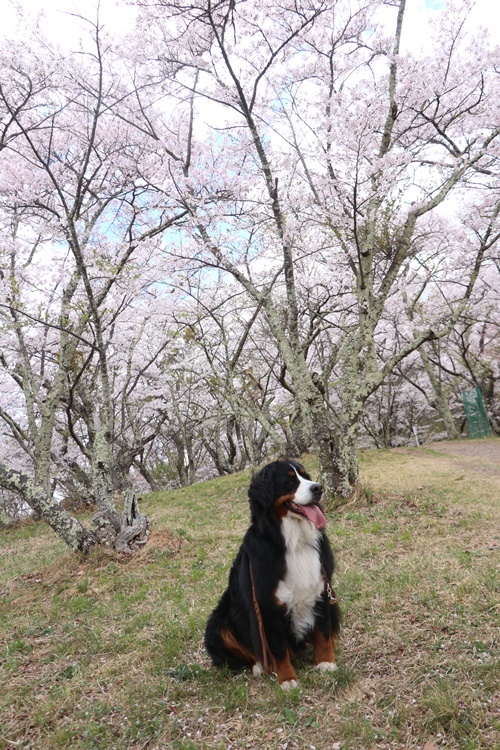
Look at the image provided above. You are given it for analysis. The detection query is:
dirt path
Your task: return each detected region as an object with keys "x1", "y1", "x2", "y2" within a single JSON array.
[{"x1": 424, "y1": 437, "x2": 500, "y2": 477}]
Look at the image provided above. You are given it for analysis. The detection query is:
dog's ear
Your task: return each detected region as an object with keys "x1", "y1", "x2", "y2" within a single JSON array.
[{"x1": 248, "y1": 462, "x2": 276, "y2": 519}]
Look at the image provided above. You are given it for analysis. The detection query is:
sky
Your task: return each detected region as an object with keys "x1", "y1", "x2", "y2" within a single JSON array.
[
  {"x1": 3, "y1": 0, "x2": 136, "y2": 44},
  {"x1": 3, "y1": 0, "x2": 500, "y2": 50}
]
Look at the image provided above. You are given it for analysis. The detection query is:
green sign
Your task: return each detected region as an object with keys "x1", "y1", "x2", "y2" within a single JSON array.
[{"x1": 462, "y1": 387, "x2": 491, "y2": 438}]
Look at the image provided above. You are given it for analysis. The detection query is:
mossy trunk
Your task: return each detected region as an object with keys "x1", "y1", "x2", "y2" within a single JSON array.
[
  {"x1": 91, "y1": 489, "x2": 149, "y2": 553},
  {"x1": 419, "y1": 346, "x2": 459, "y2": 439},
  {"x1": 0, "y1": 505, "x2": 14, "y2": 528},
  {"x1": 334, "y1": 413, "x2": 362, "y2": 499},
  {"x1": 0, "y1": 463, "x2": 95, "y2": 552},
  {"x1": 88, "y1": 423, "x2": 150, "y2": 553}
]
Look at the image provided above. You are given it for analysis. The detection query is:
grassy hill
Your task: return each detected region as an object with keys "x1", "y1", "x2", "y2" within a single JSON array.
[{"x1": 1, "y1": 441, "x2": 499, "y2": 750}]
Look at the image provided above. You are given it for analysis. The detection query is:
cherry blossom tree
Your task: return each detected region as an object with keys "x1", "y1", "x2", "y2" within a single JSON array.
[
  {"x1": 0, "y1": 15, "x2": 187, "y2": 549},
  {"x1": 131, "y1": 0, "x2": 499, "y2": 497},
  {"x1": 419, "y1": 260, "x2": 500, "y2": 436},
  {"x1": 0, "y1": 0, "x2": 498, "y2": 545}
]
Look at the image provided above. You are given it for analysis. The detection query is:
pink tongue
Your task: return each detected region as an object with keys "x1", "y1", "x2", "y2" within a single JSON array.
[{"x1": 302, "y1": 504, "x2": 326, "y2": 529}]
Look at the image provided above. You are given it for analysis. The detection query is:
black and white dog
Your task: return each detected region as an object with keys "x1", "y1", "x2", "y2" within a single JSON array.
[{"x1": 204, "y1": 459, "x2": 341, "y2": 688}]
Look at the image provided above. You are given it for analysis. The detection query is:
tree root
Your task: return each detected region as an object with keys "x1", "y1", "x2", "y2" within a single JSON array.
[{"x1": 90, "y1": 490, "x2": 149, "y2": 553}]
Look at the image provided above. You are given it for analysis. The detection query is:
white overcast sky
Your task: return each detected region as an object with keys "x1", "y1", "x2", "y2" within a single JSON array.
[{"x1": 2, "y1": 0, "x2": 500, "y2": 50}]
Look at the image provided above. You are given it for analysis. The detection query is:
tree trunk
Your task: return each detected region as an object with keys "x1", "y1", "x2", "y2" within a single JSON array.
[
  {"x1": 288, "y1": 405, "x2": 311, "y2": 457},
  {"x1": 88, "y1": 422, "x2": 150, "y2": 552},
  {"x1": 335, "y1": 413, "x2": 362, "y2": 498},
  {"x1": 333, "y1": 337, "x2": 370, "y2": 499},
  {"x1": 133, "y1": 460, "x2": 161, "y2": 492},
  {"x1": 0, "y1": 504, "x2": 14, "y2": 528},
  {"x1": 0, "y1": 463, "x2": 95, "y2": 552},
  {"x1": 419, "y1": 346, "x2": 459, "y2": 439},
  {"x1": 91, "y1": 489, "x2": 149, "y2": 554},
  {"x1": 91, "y1": 420, "x2": 118, "y2": 513}
]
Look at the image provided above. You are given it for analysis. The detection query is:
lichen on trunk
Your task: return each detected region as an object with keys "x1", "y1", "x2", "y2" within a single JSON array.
[
  {"x1": 90, "y1": 489, "x2": 149, "y2": 553},
  {"x1": 0, "y1": 463, "x2": 95, "y2": 553}
]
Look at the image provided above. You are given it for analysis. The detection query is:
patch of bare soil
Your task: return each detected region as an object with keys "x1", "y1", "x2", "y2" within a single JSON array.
[{"x1": 423, "y1": 437, "x2": 500, "y2": 476}]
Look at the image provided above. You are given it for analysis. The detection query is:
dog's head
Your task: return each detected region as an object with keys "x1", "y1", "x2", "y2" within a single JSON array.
[{"x1": 248, "y1": 459, "x2": 326, "y2": 530}]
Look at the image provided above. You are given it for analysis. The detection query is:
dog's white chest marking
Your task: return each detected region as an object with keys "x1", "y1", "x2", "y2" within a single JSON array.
[{"x1": 276, "y1": 516, "x2": 324, "y2": 639}]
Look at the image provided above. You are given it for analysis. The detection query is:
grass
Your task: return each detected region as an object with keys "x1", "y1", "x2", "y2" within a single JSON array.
[{"x1": 0, "y1": 440, "x2": 499, "y2": 749}]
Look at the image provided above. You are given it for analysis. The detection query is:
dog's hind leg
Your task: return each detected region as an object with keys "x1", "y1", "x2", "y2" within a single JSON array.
[{"x1": 220, "y1": 627, "x2": 256, "y2": 667}]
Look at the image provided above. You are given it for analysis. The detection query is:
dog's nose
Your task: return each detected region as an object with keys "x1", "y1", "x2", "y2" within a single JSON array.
[{"x1": 311, "y1": 483, "x2": 323, "y2": 496}]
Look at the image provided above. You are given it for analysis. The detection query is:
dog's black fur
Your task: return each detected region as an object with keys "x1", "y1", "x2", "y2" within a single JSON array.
[{"x1": 204, "y1": 459, "x2": 341, "y2": 686}]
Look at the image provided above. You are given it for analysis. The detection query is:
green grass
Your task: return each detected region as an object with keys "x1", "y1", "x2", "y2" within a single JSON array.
[{"x1": 0, "y1": 440, "x2": 499, "y2": 749}]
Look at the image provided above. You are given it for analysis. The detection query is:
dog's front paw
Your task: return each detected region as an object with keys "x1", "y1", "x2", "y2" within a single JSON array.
[
  {"x1": 252, "y1": 663, "x2": 263, "y2": 676},
  {"x1": 280, "y1": 679, "x2": 298, "y2": 690},
  {"x1": 316, "y1": 661, "x2": 337, "y2": 672}
]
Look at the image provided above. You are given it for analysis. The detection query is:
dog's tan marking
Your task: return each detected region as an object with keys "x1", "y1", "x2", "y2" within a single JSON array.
[
  {"x1": 273, "y1": 493, "x2": 296, "y2": 519},
  {"x1": 274, "y1": 648, "x2": 298, "y2": 685},
  {"x1": 312, "y1": 628, "x2": 336, "y2": 666},
  {"x1": 221, "y1": 628, "x2": 254, "y2": 665}
]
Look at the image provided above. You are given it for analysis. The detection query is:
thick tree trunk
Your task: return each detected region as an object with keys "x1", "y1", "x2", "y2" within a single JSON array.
[
  {"x1": 335, "y1": 414, "x2": 362, "y2": 498},
  {"x1": 288, "y1": 405, "x2": 311, "y2": 457},
  {"x1": 91, "y1": 421, "x2": 118, "y2": 513},
  {"x1": 0, "y1": 463, "x2": 95, "y2": 552},
  {"x1": 91, "y1": 489, "x2": 149, "y2": 553},
  {"x1": 89, "y1": 423, "x2": 150, "y2": 552},
  {"x1": 304, "y1": 392, "x2": 339, "y2": 498},
  {"x1": 419, "y1": 346, "x2": 459, "y2": 440}
]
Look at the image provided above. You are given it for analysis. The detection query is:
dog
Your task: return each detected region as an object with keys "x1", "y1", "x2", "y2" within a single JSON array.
[{"x1": 204, "y1": 459, "x2": 341, "y2": 689}]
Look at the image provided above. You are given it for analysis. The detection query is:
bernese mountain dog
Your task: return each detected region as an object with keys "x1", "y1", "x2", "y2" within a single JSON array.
[{"x1": 204, "y1": 459, "x2": 341, "y2": 689}]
